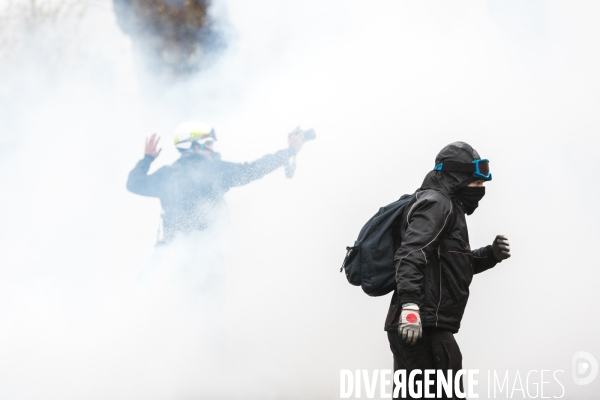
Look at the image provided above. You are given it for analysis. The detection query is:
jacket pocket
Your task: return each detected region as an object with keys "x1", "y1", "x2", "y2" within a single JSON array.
[{"x1": 443, "y1": 239, "x2": 474, "y2": 284}]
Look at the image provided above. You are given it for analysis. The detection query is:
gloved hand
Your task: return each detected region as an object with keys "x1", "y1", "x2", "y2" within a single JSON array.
[
  {"x1": 398, "y1": 303, "x2": 422, "y2": 345},
  {"x1": 492, "y1": 235, "x2": 511, "y2": 261}
]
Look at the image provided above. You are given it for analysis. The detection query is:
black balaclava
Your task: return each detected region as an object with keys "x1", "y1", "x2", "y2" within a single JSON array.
[
  {"x1": 420, "y1": 141, "x2": 487, "y2": 215},
  {"x1": 454, "y1": 186, "x2": 485, "y2": 215}
]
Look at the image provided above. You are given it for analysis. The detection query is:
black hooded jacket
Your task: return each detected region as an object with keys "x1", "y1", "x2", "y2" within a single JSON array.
[
  {"x1": 127, "y1": 148, "x2": 296, "y2": 242},
  {"x1": 384, "y1": 142, "x2": 498, "y2": 333}
]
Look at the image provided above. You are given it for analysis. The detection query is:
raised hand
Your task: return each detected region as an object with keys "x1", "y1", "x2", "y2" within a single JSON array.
[{"x1": 145, "y1": 133, "x2": 162, "y2": 159}]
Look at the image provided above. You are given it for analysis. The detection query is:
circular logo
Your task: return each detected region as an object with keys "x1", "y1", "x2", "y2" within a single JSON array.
[
  {"x1": 573, "y1": 351, "x2": 598, "y2": 385},
  {"x1": 406, "y1": 313, "x2": 418, "y2": 323}
]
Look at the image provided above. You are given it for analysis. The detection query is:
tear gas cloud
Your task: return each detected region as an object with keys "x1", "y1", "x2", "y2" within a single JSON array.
[
  {"x1": 0, "y1": 0, "x2": 599, "y2": 399},
  {"x1": 112, "y1": 0, "x2": 223, "y2": 75}
]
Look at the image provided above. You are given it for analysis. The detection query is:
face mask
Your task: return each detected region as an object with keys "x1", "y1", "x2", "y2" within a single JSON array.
[{"x1": 455, "y1": 186, "x2": 485, "y2": 215}]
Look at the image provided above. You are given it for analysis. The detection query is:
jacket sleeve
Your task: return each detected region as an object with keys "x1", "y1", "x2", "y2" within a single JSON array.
[
  {"x1": 221, "y1": 148, "x2": 296, "y2": 189},
  {"x1": 126, "y1": 155, "x2": 164, "y2": 197},
  {"x1": 471, "y1": 245, "x2": 498, "y2": 274},
  {"x1": 394, "y1": 193, "x2": 453, "y2": 306}
]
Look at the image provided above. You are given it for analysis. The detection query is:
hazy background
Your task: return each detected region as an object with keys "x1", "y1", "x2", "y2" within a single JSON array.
[{"x1": 0, "y1": 0, "x2": 599, "y2": 398}]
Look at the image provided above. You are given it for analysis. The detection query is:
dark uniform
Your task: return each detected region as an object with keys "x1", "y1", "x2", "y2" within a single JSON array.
[{"x1": 385, "y1": 142, "x2": 500, "y2": 399}]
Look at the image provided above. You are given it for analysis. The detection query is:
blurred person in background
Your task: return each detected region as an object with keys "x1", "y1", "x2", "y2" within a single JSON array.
[{"x1": 127, "y1": 122, "x2": 306, "y2": 244}]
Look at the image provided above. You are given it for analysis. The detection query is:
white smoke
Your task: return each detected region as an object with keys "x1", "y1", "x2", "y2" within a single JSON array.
[{"x1": 1, "y1": 0, "x2": 599, "y2": 399}]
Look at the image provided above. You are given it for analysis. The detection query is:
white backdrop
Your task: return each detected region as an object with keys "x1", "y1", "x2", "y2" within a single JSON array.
[{"x1": 0, "y1": 0, "x2": 599, "y2": 398}]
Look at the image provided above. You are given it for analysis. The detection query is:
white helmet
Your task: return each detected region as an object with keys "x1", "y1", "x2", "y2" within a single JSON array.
[{"x1": 173, "y1": 121, "x2": 216, "y2": 151}]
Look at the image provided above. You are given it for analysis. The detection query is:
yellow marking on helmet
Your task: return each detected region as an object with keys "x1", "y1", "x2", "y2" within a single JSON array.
[{"x1": 190, "y1": 130, "x2": 209, "y2": 140}]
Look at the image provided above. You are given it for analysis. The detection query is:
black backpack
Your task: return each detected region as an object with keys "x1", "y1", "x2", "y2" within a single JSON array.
[{"x1": 340, "y1": 194, "x2": 414, "y2": 296}]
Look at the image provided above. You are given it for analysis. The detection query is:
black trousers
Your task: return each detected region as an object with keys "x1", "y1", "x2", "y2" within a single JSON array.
[{"x1": 387, "y1": 328, "x2": 463, "y2": 399}]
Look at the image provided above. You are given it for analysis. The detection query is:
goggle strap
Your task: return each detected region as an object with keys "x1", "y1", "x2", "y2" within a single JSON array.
[
  {"x1": 434, "y1": 160, "x2": 492, "y2": 181},
  {"x1": 434, "y1": 162, "x2": 476, "y2": 173}
]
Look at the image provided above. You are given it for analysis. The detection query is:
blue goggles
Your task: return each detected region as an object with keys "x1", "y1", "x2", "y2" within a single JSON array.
[{"x1": 433, "y1": 158, "x2": 492, "y2": 181}]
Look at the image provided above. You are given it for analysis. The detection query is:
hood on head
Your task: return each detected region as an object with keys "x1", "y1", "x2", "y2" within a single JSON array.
[{"x1": 420, "y1": 141, "x2": 482, "y2": 195}]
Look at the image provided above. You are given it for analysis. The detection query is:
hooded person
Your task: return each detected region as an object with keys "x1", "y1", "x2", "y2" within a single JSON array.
[
  {"x1": 385, "y1": 141, "x2": 511, "y2": 399},
  {"x1": 126, "y1": 122, "x2": 306, "y2": 244}
]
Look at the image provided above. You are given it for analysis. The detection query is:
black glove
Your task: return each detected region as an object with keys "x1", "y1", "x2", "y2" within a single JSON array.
[{"x1": 492, "y1": 235, "x2": 511, "y2": 262}]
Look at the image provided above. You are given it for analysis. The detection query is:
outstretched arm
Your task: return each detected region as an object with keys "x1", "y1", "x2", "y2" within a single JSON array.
[
  {"x1": 126, "y1": 134, "x2": 164, "y2": 197},
  {"x1": 222, "y1": 128, "x2": 304, "y2": 188}
]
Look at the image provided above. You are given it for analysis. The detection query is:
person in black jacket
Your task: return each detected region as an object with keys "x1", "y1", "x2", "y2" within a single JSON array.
[
  {"x1": 385, "y1": 141, "x2": 511, "y2": 399},
  {"x1": 127, "y1": 124, "x2": 305, "y2": 244}
]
